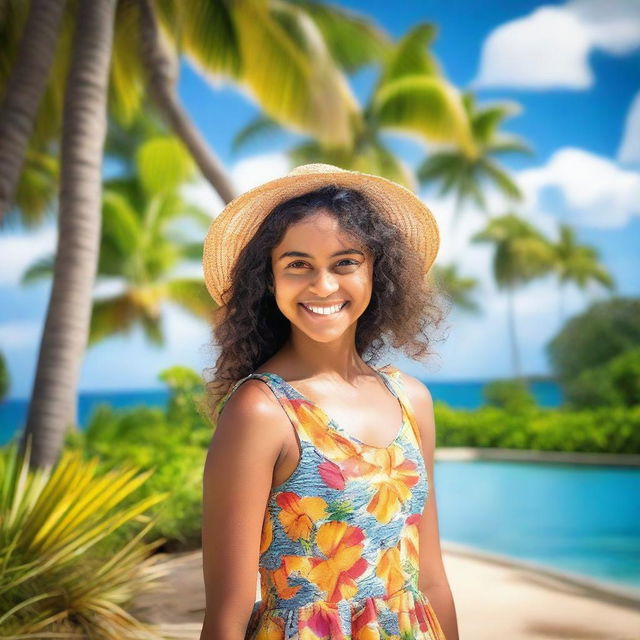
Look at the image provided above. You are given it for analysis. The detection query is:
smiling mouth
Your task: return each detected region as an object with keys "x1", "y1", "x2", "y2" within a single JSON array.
[{"x1": 299, "y1": 301, "x2": 349, "y2": 317}]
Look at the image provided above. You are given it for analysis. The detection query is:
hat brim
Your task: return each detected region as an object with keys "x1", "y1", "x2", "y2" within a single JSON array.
[{"x1": 202, "y1": 168, "x2": 440, "y2": 306}]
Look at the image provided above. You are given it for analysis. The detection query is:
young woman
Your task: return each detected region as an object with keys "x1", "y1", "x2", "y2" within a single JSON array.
[{"x1": 199, "y1": 164, "x2": 459, "y2": 640}]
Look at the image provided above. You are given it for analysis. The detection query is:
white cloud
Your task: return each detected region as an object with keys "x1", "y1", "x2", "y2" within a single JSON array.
[
  {"x1": 568, "y1": 0, "x2": 640, "y2": 55},
  {"x1": 618, "y1": 90, "x2": 640, "y2": 164},
  {"x1": 473, "y1": 0, "x2": 640, "y2": 89},
  {"x1": 0, "y1": 226, "x2": 56, "y2": 286},
  {"x1": 231, "y1": 153, "x2": 292, "y2": 192},
  {"x1": 517, "y1": 147, "x2": 640, "y2": 227}
]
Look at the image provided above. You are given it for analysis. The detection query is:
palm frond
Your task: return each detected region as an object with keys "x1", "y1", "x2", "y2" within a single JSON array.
[
  {"x1": 374, "y1": 23, "x2": 440, "y2": 94},
  {"x1": 282, "y1": 0, "x2": 391, "y2": 72},
  {"x1": 372, "y1": 75, "x2": 474, "y2": 154}
]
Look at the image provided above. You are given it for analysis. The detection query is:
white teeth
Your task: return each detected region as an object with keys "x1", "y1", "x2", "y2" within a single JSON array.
[{"x1": 302, "y1": 302, "x2": 346, "y2": 315}]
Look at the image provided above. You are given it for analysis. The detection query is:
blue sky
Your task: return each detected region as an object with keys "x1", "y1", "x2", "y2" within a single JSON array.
[{"x1": 1, "y1": 0, "x2": 639, "y2": 398}]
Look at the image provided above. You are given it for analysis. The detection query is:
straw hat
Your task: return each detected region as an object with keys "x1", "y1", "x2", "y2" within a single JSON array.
[{"x1": 202, "y1": 163, "x2": 440, "y2": 306}]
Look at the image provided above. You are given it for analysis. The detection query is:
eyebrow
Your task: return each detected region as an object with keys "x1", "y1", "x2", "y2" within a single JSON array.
[{"x1": 277, "y1": 249, "x2": 365, "y2": 261}]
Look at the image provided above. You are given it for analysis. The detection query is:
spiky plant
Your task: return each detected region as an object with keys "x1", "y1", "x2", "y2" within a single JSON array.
[{"x1": 0, "y1": 436, "x2": 171, "y2": 638}]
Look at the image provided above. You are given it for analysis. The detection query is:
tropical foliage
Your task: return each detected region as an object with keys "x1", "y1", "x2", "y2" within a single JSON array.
[
  {"x1": 417, "y1": 91, "x2": 533, "y2": 219},
  {"x1": 0, "y1": 0, "x2": 392, "y2": 469},
  {"x1": 435, "y1": 402, "x2": 640, "y2": 454},
  {"x1": 548, "y1": 223, "x2": 615, "y2": 320},
  {"x1": 0, "y1": 439, "x2": 169, "y2": 638},
  {"x1": 482, "y1": 378, "x2": 536, "y2": 413},
  {"x1": 232, "y1": 23, "x2": 475, "y2": 188},
  {"x1": 472, "y1": 213, "x2": 554, "y2": 378},
  {"x1": 63, "y1": 366, "x2": 213, "y2": 549},
  {"x1": 547, "y1": 297, "x2": 640, "y2": 384},
  {"x1": 21, "y1": 133, "x2": 213, "y2": 346}
]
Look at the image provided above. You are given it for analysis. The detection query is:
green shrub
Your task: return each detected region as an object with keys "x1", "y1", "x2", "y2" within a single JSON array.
[
  {"x1": 565, "y1": 366, "x2": 622, "y2": 408},
  {"x1": 64, "y1": 365, "x2": 213, "y2": 551},
  {"x1": 565, "y1": 347, "x2": 640, "y2": 409},
  {"x1": 482, "y1": 378, "x2": 536, "y2": 412},
  {"x1": 434, "y1": 403, "x2": 640, "y2": 454},
  {"x1": 608, "y1": 347, "x2": 640, "y2": 406},
  {"x1": 547, "y1": 297, "x2": 640, "y2": 383}
]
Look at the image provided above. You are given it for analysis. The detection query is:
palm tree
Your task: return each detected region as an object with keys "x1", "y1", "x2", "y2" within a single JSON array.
[
  {"x1": 21, "y1": 135, "x2": 214, "y2": 346},
  {"x1": 6, "y1": 1, "x2": 388, "y2": 468},
  {"x1": 431, "y1": 263, "x2": 481, "y2": 313},
  {"x1": 472, "y1": 213, "x2": 554, "y2": 379},
  {"x1": 550, "y1": 223, "x2": 615, "y2": 321},
  {"x1": 0, "y1": 0, "x2": 65, "y2": 217},
  {"x1": 417, "y1": 91, "x2": 534, "y2": 223},
  {"x1": 0, "y1": 0, "x2": 386, "y2": 221},
  {"x1": 20, "y1": 0, "x2": 118, "y2": 470},
  {"x1": 231, "y1": 23, "x2": 475, "y2": 187}
]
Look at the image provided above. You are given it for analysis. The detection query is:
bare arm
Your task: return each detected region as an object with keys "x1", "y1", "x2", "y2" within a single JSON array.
[
  {"x1": 200, "y1": 381, "x2": 287, "y2": 640},
  {"x1": 402, "y1": 373, "x2": 460, "y2": 640}
]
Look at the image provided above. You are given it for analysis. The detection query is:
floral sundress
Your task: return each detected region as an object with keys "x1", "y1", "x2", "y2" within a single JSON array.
[{"x1": 218, "y1": 364, "x2": 446, "y2": 640}]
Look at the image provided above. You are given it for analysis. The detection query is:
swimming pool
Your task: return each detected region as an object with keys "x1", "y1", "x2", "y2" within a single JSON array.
[{"x1": 435, "y1": 459, "x2": 640, "y2": 590}]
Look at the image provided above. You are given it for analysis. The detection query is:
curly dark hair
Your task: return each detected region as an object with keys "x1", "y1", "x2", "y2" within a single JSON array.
[{"x1": 202, "y1": 184, "x2": 450, "y2": 421}]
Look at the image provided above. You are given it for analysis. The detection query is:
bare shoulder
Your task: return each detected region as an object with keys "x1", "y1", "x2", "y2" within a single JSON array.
[
  {"x1": 394, "y1": 369, "x2": 434, "y2": 413},
  {"x1": 208, "y1": 378, "x2": 289, "y2": 459}
]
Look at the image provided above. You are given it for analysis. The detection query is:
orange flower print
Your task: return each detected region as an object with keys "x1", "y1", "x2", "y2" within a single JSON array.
[
  {"x1": 294, "y1": 401, "x2": 360, "y2": 461},
  {"x1": 271, "y1": 555, "x2": 314, "y2": 600},
  {"x1": 376, "y1": 545, "x2": 406, "y2": 596},
  {"x1": 277, "y1": 492, "x2": 328, "y2": 541},
  {"x1": 364, "y1": 448, "x2": 419, "y2": 523},
  {"x1": 307, "y1": 521, "x2": 368, "y2": 602}
]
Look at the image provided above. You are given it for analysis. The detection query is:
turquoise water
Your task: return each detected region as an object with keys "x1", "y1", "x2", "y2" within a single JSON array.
[
  {"x1": 435, "y1": 460, "x2": 640, "y2": 590},
  {"x1": 5, "y1": 379, "x2": 638, "y2": 591},
  {"x1": 0, "y1": 378, "x2": 562, "y2": 446}
]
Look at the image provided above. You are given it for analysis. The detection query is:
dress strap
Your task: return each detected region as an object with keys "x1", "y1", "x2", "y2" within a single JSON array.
[
  {"x1": 377, "y1": 365, "x2": 423, "y2": 449},
  {"x1": 215, "y1": 372, "x2": 311, "y2": 447}
]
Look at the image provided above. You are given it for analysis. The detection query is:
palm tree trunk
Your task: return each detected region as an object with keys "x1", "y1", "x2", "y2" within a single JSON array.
[
  {"x1": 0, "y1": 0, "x2": 66, "y2": 221},
  {"x1": 506, "y1": 285, "x2": 523, "y2": 380},
  {"x1": 21, "y1": 0, "x2": 117, "y2": 469},
  {"x1": 137, "y1": 0, "x2": 238, "y2": 203}
]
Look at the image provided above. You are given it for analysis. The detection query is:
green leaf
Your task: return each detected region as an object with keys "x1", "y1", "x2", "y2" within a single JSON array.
[
  {"x1": 375, "y1": 23, "x2": 441, "y2": 93},
  {"x1": 135, "y1": 137, "x2": 195, "y2": 196},
  {"x1": 284, "y1": 0, "x2": 391, "y2": 72},
  {"x1": 372, "y1": 76, "x2": 474, "y2": 154}
]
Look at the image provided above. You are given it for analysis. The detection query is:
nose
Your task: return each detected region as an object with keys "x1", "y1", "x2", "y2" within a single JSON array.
[{"x1": 309, "y1": 268, "x2": 339, "y2": 296}]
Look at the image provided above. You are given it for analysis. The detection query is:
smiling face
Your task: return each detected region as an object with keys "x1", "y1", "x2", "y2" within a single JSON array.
[{"x1": 270, "y1": 209, "x2": 374, "y2": 343}]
